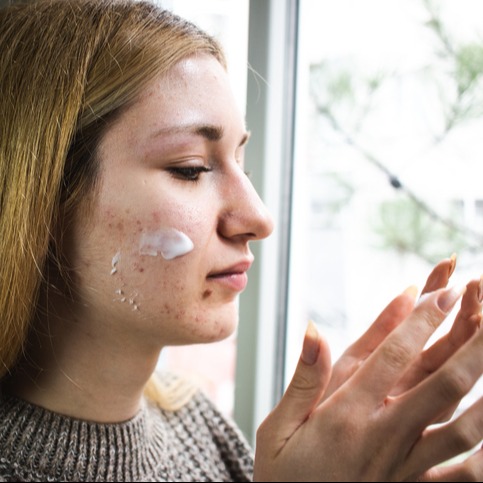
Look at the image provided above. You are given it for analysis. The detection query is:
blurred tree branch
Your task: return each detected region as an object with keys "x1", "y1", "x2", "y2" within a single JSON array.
[{"x1": 309, "y1": 0, "x2": 483, "y2": 261}]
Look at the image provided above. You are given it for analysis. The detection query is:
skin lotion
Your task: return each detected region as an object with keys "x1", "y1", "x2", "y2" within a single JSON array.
[{"x1": 139, "y1": 228, "x2": 194, "y2": 260}]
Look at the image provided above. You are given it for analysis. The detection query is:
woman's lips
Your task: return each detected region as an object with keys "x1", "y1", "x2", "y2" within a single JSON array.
[
  {"x1": 207, "y1": 261, "x2": 252, "y2": 292},
  {"x1": 207, "y1": 271, "x2": 248, "y2": 292}
]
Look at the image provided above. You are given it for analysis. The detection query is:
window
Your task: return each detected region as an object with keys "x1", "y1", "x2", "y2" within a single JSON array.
[
  {"x1": 285, "y1": 0, "x2": 483, "y2": 437},
  {"x1": 154, "y1": 0, "x2": 483, "y2": 448}
]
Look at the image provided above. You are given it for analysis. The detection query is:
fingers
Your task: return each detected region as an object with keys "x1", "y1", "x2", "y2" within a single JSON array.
[
  {"x1": 257, "y1": 322, "x2": 332, "y2": 453},
  {"x1": 405, "y1": 397, "x2": 483, "y2": 478},
  {"x1": 451, "y1": 277, "x2": 483, "y2": 343},
  {"x1": 420, "y1": 278, "x2": 482, "y2": 367},
  {"x1": 320, "y1": 288, "x2": 417, "y2": 401},
  {"x1": 419, "y1": 447, "x2": 483, "y2": 482},
  {"x1": 344, "y1": 255, "x2": 457, "y2": 364},
  {"x1": 350, "y1": 286, "x2": 464, "y2": 403},
  {"x1": 332, "y1": 257, "x2": 459, "y2": 398},
  {"x1": 323, "y1": 258, "x2": 464, "y2": 402},
  {"x1": 392, "y1": 279, "x2": 482, "y2": 396},
  {"x1": 398, "y1": 325, "x2": 483, "y2": 433},
  {"x1": 344, "y1": 287, "x2": 418, "y2": 359},
  {"x1": 421, "y1": 255, "x2": 456, "y2": 295}
]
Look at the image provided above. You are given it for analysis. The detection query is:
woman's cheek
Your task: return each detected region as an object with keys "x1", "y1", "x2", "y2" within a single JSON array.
[{"x1": 106, "y1": 223, "x2": 197, "y2": 313}]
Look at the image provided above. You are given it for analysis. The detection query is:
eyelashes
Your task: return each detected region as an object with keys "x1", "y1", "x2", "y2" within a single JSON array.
[
  {"x1": 167, "y1": 166, "x2": 213, "y2": 182},
  {"x1": 167, "y1": 166, "x2": 251, "y2": 183}
]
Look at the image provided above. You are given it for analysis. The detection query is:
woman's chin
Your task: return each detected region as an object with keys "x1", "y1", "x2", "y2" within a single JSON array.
[
  {"x1": 209, "y1": 312, "x2": 239, "y2": 342},
  {"x1": 197, "y1": 304, "x2": 239, "y2": 344}
]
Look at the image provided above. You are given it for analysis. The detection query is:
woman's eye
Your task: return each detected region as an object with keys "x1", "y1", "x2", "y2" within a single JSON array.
[{"x1": 168, "y1": 166, "x2": 212, "y2": 182}]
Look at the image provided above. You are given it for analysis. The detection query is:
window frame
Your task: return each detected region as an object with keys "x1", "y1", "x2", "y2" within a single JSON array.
[{"x1": 234, "y1": 0, "x2": 299, "y2": 445}]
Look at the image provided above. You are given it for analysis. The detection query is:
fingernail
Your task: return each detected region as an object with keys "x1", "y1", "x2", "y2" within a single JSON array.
[
  {"x1": 301, "y1": 321, "x2": 320, "y2": 366},
  {"x1": 437, "y1": 286, "x2": 466, "y2": 313},
  {"x1": 449, "y1": 253, "x2": 457, "y2": 277},
  {"x1": 403, "y1": 285, "x2": 419, "y2": 300},
  {"x1": 478, "y1": 275, "x2": 483, "y2": 303}
]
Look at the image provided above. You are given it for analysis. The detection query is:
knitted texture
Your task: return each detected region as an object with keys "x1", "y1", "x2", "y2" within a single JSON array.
[{"x1": 0, "y1": 382, "x2": 254, "y2": 482}]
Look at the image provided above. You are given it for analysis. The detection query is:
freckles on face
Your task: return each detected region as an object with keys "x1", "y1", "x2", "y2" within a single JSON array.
[
  {"x1": 102, "y1": 206, "x2": 205, "y2": 305},
  {"x1": 99, "y1": 206, "x2": 236, "y2": 342},
  {"x1": 105, "y1": 209, "x2": 195, "y2": 287},
  {"x1": 69, "y1": 55, "x2": 267, "y2": 346}
]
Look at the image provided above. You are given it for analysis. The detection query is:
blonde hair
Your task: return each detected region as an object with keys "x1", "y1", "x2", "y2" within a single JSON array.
[{"x1": 0, "y1": 0, "x2": 225, "y2": 406}]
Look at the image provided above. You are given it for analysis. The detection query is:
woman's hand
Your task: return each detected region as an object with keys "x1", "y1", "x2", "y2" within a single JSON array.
[
  {"x1": 322, "y1": 257, "x2": 481, "y2": 403},
  {"x1": 254, "y1": 279, "x2": 483, "y2": 481},
  {"x1": 392, "y1": 277, "x2": 482, "y2": 397}
]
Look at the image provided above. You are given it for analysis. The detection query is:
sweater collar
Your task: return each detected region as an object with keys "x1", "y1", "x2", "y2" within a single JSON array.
[{"x1": 0, "y1": 392, "x2": 166, "y2": 481}]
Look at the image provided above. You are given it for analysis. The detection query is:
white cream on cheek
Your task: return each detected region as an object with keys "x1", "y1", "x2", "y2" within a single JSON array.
[
  {"x1": 111, "y1": 251, "x2": 121, "y2": 275},
  {"x1": 139, "y1": 228, "x2": 194, "y2": 260},
  {"x1": 110, "y1": 228, "x2": 193, "y2": 312}
]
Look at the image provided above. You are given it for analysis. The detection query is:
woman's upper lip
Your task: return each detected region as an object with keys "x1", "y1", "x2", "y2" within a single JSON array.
[{"x1": 207, "y1": 259, "x2": 253, "y2": 277}]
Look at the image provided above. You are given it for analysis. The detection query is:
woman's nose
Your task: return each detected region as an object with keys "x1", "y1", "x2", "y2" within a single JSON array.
[{"x1": 217, "y1": 168, "x2": 274, "y2": 242}]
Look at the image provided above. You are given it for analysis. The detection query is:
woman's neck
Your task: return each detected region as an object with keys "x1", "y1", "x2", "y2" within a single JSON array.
[{"x1": 4, "y1": 296, "x2": 161, "y2": 423}]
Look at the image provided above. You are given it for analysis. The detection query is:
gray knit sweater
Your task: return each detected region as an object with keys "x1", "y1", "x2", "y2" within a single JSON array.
[{"x1": 0, "y1": 384, "x2": 254, "y2": 482}]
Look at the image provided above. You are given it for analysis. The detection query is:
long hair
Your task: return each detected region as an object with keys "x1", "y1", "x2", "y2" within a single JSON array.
[{"x1": 0, "y1": 0, "x2": 226, "y2": 397}]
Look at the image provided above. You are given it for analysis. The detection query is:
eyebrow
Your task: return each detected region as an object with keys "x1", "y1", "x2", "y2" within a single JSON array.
[{"x1": 151, "y1": 123, "x2": 250, "y2": 147}]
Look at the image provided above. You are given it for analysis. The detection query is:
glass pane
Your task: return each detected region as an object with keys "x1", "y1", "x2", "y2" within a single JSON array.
[
  {"x1": 287, "y1": 0, "x2": 483, "y2": 423},
  {"x1": 154, "y1": 0, "x2": 249, "y2": 417}
]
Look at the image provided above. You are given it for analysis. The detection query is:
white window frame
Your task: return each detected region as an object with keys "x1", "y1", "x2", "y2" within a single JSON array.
[{"x1": 234, "y1": 0, "x2": 299, "y2": 445}]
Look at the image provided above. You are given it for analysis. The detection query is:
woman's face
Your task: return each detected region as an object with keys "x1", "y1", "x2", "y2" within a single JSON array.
[{"x1": 66, "y1": 54, "x2": 273, "y2": 347}]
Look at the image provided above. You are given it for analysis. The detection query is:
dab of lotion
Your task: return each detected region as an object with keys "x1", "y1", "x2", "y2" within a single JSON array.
[
  {"x1": 139, "y1": 228, "x2": 194, "y2": 260},
  {"x1": 111, "y1": 251, "x2": 121, "y2": 275}
]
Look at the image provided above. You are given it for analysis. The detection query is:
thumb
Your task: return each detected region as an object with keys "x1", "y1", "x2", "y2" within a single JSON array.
[{"x1": 260, "y1": 322, "x2": 331, "y2": 448}]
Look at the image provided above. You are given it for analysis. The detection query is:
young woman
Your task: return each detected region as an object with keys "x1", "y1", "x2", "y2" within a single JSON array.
[{"x1": 0, "y1": 1, "x2": 482, "y2": 481}]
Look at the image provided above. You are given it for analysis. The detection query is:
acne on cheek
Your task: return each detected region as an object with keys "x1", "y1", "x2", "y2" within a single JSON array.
[
  {"x1": 108, "y1": 226, "x2": 194, "y2": 309},
  {"x1": 107, "y1": 216, "x2": 194, "y2": 277},
  {"x1": 106, "y1": 201, "x2": 194, "y2": 297},
  {"x1": 114, "y1": 288, "x2": 140, "y2": 311}
]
